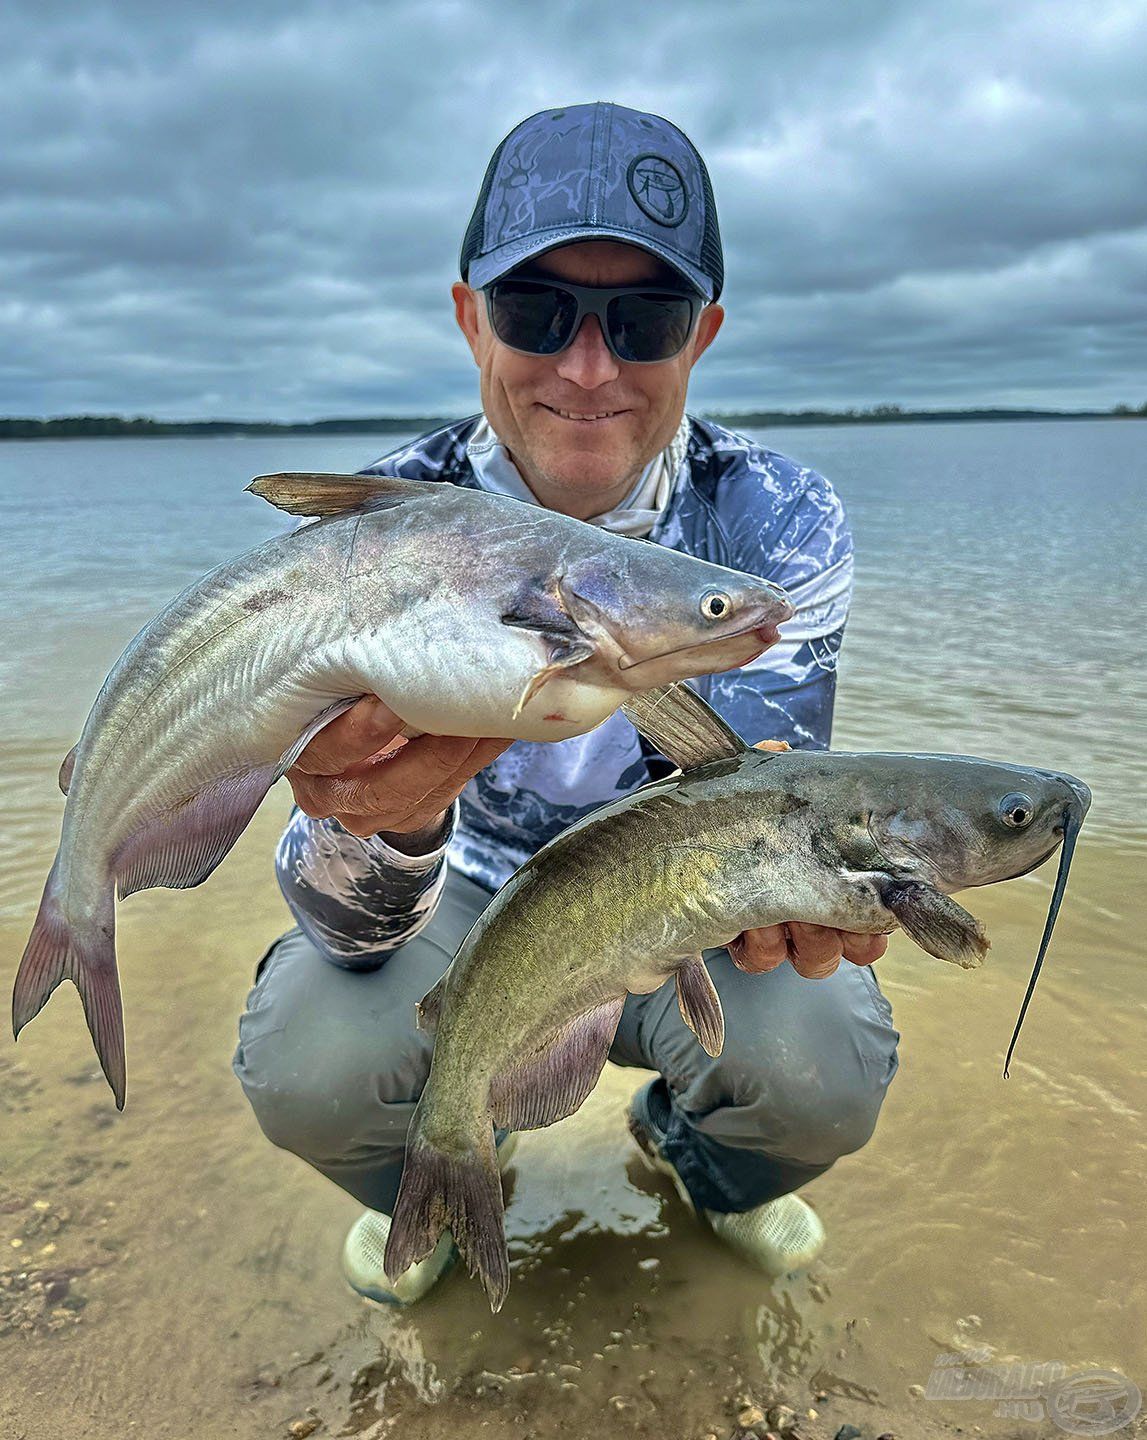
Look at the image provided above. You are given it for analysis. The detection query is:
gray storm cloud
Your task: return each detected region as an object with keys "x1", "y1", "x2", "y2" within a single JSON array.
[{"x1": 2, "y1": 0, "x2": 1144, "y2": 418}]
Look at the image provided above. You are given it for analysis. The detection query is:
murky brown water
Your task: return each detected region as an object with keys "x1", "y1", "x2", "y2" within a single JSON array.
[
  {"x1": 2, "y1": 725, "x2": 1143, "y2": 1438},
  {"x1": 2, "y1": 427, "x2": 1144, "y2": 1438}
]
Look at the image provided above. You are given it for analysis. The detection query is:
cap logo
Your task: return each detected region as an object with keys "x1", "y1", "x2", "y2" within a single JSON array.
[{"x1": 626, "y1": 154, "x2": 689, "y2": 228}]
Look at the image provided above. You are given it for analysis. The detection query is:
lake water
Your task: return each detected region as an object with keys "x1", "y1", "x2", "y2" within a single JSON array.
[
  {"x1": 1, "y1": 421, "x2": 1143, "y2": 1439},
  {"x1": 0, "y1": 420, "x2": 1142, "y2": 843}
]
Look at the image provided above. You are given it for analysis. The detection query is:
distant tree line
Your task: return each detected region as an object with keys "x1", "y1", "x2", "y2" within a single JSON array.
[
  {"x1": 709, "y1": 401, "x2": 1147, "y2": 427},
  {"x1": 0, "y1": 415, "x2": 449, "y2": 439},
  {"x1": 0, "y1": 403, "x2": 1144, "y2": 440}
]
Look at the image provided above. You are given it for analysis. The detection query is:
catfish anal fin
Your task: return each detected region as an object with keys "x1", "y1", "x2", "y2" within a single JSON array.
[
  {"x1": 675, "y1": 957, "x2": 725, "y2": 1056},
  {"x1": 880, "y1": 878, "x2": 989, "y2": 968},
  {"x1": 489, "y1": 997, "x2": 625, "y2": 1131},
  {"x1": 622, "y1": 683, "x2": 751, "y2": 770},
  {"x1": 115, "y1": 699, "x2": 359, "y2": 898},
  {"x1": 115, "y1": 766, "x2": 279, "y2": 897}
]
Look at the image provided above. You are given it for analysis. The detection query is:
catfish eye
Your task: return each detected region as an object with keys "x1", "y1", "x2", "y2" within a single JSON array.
[
  {"x1": 1000, "y1": 792, "x2": 1035, "y2": 828},
  {"x1": 701, "y1": 591, "x2": 731, "y2": 621}
]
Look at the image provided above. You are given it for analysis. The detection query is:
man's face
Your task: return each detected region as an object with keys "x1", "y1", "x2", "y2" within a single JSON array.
[{"x1": 452, "y1": 240, "x2": 724, "y2": 518}]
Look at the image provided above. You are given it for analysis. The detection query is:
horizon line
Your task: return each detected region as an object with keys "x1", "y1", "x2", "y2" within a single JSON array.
[{"x1": 1, "y1": 401, "x2": 1145, "y2": 438}]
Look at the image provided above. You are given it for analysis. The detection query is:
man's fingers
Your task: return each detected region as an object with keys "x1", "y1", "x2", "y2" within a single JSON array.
[
  {"x1": 290, "y1": 733, "x2": 512, "y2": 835},
  {"x1": 727, "y1": 922, "x2": 890, "y2": 981},
  {"x1": 291, "y1": 696, "x2": 405, "y2": 776},
  {"x1": 365, "y1": 736, "x2": 512, "y2": 833},
  {"x1": 729, "y1": 926, "x2": 789, "y2": 973},
  {"x1": 791, "y1": 951, "x2": 842, "y2": 980},
  {"x1": 841, "y1": 931, "x2": 889, "y2": 966},
  {"x1": 785, "y1": 921, "x2": 844, "y2": 971},
  {"x1": 285, "y1": 769, "x2": 331, "y2": 817},
  {"x1": 344, "y1": 733, "x2": 498, "y2": 817},
  {"x1": 304, "y1": 737, "x2": 479, "y2": 823}
]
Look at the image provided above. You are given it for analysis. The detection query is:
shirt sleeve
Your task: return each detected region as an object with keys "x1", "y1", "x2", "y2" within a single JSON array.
[
  {"x1": 268, "y1": 420, "x2": 479, "y2": 967},
  {"x1": 700, "y1": 464, "x2": 853, "y2": 750},
  {"x1": 275, "y1": 806, "x2": 458, "y2": 969}
]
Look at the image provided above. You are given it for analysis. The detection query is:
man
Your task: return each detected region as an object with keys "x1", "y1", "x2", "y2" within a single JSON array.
[{"x1": 234, "y1": 103, "x2": 899, "y2": 1305}]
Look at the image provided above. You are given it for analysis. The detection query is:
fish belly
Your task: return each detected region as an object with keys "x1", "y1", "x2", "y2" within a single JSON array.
[{"x1": 333, "y1": 618, "x2": 628, "y2": 741}]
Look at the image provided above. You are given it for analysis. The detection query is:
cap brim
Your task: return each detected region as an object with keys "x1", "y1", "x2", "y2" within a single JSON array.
[{"x1": 466, "y1": 226, "x2": 714, "y2": 301}]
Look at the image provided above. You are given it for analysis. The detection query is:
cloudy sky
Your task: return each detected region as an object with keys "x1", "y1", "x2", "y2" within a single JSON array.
[{"x1": 3, "y1": 0, "x2": 1144, "y2": 419}]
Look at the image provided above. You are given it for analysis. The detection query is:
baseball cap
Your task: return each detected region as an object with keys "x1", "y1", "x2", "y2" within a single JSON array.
[{"x1": 460, "y1": 102, "x2": 724, "y2": 301}]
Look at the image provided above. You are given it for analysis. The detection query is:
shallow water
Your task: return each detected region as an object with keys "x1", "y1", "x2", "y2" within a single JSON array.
[{"x1": 0, "y1": 423, "x2": 1143, "y2": 1438}]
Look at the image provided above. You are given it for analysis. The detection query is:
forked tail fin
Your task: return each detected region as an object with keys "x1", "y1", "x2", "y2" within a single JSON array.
[
  {"x1": 12, "y1": 863, "x2": 124, "y2": 1109},
  {"x1": 384, "y1": 1100, "x2": 509, "y2": 1311}
]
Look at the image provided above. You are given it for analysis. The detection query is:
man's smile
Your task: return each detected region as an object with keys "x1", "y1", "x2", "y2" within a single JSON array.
[{"x1": 539, "y1": 402, "x2": 631, "y2": 424}]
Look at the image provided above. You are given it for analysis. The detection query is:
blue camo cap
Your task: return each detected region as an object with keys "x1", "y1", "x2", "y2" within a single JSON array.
[{"x1": 460, "y1": 102, "x2": 724, "y2": 301}]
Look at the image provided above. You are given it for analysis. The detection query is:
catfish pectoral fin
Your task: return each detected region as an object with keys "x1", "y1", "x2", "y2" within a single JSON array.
[
  {"x1": 675, "y1": 956, "x2": 725, "y2": 1056},
  {"x1": 512, "y1": 636, "x2": 596, "y2": 718},
  {"x1": 488, "y1": 996, "x2": 625, "y2": 1131},
  {"x1": 879, "y1": 878, "x2": 990, "y2": 968}
]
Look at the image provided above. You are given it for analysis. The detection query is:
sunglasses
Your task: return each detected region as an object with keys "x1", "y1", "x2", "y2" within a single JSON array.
[{"x1": 483, "y1": 278, "x2": 702, "y2": 365}]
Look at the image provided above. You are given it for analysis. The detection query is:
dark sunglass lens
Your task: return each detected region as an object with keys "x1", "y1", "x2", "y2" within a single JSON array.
[
  {"x1": 489, "y1": 282, "x2": 577, "y2": 355},
  {"x1": 607, "y1": 293, "x2": 694, "y2": 362}
]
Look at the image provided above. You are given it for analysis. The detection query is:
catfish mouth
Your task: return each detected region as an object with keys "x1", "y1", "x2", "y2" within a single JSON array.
[
  {"x1": 996, "y1": 829, "x2": 1065, "y2": 885},
  {"x1": 616, "y1": 620, "x2": 783, "y2": 676}
]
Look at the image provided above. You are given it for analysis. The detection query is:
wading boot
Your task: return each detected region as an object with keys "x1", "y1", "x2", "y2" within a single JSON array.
[
  {"x1": 342, "y1": 1133, "x2": 519, "y2": 1306},
  {"x1": 627, "y1": 1078, "x2": 825, "y2": 1276}
]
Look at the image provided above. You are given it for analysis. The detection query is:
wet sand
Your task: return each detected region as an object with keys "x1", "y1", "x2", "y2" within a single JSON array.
[{"x1": 2, "y1": 767, "x2": 1144, "y2": 1438}]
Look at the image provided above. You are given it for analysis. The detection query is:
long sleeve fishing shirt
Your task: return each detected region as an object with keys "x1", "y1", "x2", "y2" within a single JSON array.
[{"x1": 275, "y1": 415, "x2": 854, "y2": 968}]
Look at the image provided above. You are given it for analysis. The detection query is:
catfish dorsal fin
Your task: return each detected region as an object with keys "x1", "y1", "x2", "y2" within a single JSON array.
[
  {"x1": 246, "y1": 471, "x2": 429, "y2": 517},
  {"x1": 622, "y1": 683, "x2": 750, "y2": 769}
]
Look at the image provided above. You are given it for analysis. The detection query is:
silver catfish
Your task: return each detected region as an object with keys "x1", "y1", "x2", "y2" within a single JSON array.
[
  {"x1": 385, "y1": 683, "x2": 1090, "y2": 1311},
  {"x1": 13, "y1": 473, "x2": 794, "y2": 1109}
]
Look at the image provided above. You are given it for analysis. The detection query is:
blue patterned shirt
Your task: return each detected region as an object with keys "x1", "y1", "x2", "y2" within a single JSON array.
[{"x1": 276, "y1": 414, "x2": 853, "y2": 966}]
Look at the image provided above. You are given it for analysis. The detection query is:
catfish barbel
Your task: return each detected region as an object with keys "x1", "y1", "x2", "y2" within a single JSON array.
[
  {"x1": 12, "y1": 473, "x2": 794, "y2": 1109},
  {"x1": 386, "y1": 683, "x2": 1091, "y2": 1311}
]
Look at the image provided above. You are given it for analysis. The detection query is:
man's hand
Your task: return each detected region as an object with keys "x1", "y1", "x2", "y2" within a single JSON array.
[
  {"x1": 732, "y1": 737, "x2": 889, "y2": 979},
  {"x1": 287, "y1": 695, "x2": 511, "y2": 843},
  {"x1": 730, "y1": 925, "x2": 888, "y2": 979}
]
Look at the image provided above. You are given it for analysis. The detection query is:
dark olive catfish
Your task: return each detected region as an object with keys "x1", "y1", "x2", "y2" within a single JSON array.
[{"x1": 387, "y1": 683, "x2": 1090, "y2": 1310}]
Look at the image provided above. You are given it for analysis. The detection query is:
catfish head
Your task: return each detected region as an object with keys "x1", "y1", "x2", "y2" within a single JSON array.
[
  {"x1": 555, "y1": 547, "x2": 795, "y2": 690},
  {"x1": 862, "y1": 758, "x2": 1091, "y2": 895},
  {"x1": 837, "y1": 755, "x2": 1090, "y2": 1075}
]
